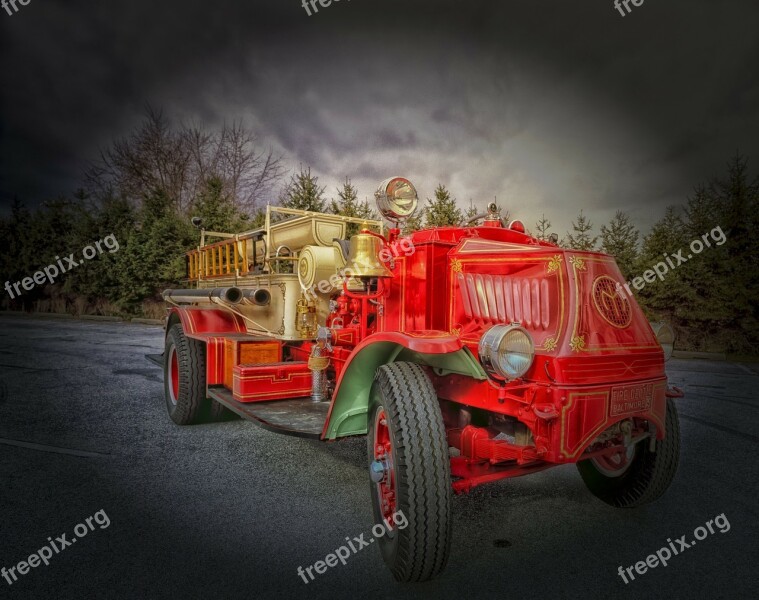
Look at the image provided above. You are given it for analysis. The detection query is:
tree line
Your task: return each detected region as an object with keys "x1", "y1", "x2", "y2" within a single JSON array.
[{"x1": 0, "y1": 109, "x2": 756, "y2": 353}]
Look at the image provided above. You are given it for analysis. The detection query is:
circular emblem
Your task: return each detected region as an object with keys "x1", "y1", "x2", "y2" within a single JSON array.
[{"x1": 592, "y1": 276, "x2": 632, "y2": 328}]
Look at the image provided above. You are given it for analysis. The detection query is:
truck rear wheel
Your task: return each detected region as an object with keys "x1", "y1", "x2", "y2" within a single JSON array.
[
  {"x1": 208, "y1": 397, "x2": 235, "y2": 422},
  {"x1": 367, "y1": 362, "x2": 452, "y2": 582},
  {"x1": 576, "y1": 398, "x2": 680, "y2": 508},
  {"x1": 164, "y1": 324, "x2": 207, "y2": 425}
]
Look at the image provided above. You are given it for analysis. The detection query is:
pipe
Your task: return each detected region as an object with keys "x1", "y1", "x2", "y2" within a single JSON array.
[
  {"x1": 162, "y1": 287, "x2": 243, "y2": 305},
  {"x1": 242, "y1": 288, "x2": 271, "y2": 306}
]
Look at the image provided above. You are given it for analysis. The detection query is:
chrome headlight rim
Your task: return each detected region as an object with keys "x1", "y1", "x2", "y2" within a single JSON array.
[
  {"x1": 374, "y1": 176, "x2": 419, "y2": 222},
  {"x1": 478, "y1": 324, "x2": 535, "y2": 381}
]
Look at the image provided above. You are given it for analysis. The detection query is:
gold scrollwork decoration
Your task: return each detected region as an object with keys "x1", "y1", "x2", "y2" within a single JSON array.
[
  {"x1": 569, "y1": 256, "x2": 586, "y2": 271},
  {"x1": 546, "y1": 255, "x2": 563, "y2": 274},
  {"x1": 569, "y1": 335, "x2": 586, "y2": 352}
]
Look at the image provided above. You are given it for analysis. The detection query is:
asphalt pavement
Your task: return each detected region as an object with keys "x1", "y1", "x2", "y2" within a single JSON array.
[{"x1": 0, "y1": 315, "x2": 757, "y2": 599}]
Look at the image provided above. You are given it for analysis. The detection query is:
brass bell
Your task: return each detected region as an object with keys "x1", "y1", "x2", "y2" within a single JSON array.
[{"x1": 346, "y1": 229, "x2": 393, "y2": 279}]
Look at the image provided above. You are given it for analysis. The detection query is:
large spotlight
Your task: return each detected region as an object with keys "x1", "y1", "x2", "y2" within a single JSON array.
[
  {"x1": 650, "y1": 321, "x2": 675, "y2": 361},
  {"x1": 375, "y1": 177, "x2": 418, "y2": 222},
  {"x1": 478, "y1": 324, "x2": 535, "y2": 381}
]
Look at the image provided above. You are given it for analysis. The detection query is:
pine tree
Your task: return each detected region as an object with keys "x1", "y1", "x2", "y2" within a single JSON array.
[
  {"x1": 564, "y1": 210, "x2": 598, "y2": 251},
  {"x1": 278, "y1": 166, "x2": 326, "y2": 213},
  {"x1": 635, "y1": 206, "x2": 690, "y2": 325},
  {"x1": 713, "y1": 153, "x2": 756, "y2": 263},
  {"x1": 463, "y1": 199, "x2": 480, "y2": 224},
  {"x1": 424, "y1": 184, "x2": 463, "y2": 228},
  {"x1": 600, "y1": 211, "x2": 639, "y2": 279},
  {"x1": 402, "y1": 209, "x2": 425, "y2": 235},
  {"x1": 249, "y1": 208, "x2": 266, "y2": 229},
  {"x1": 67, "y1": 192, "x2": 136, "y2": 305},
  {"x1": 670, "y1": 186, "x2": 731, "y2": 350},
  {"x1": 706, "y1": 154, "x2": 759, "y2": 352},
  {"x1": 535, "y1": 214, "x2": 552, "y2": 241},
  {"x1": 191, "y1": 175, "x2": 249, "y2": 233},
  {"x1": 0, "y1": 198, "x2": 34, "y2": 309},
  {"x1": 330, "y1": 178, "x2": 377, "y2": 236},
  {"x1": 115, "y1": 188, "x2": 195, "y2": 312},
  {"x1": 635, "y1": 156, "x2": 758, "y2": 353}
]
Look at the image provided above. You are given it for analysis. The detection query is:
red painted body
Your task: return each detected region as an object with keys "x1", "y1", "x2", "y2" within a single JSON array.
[
  {"x1": 172, "y1": 220, "x2": 677, "y2": 493},
  {"x1": 325, "y1": 225, "x2": 673, "y2": 490}
]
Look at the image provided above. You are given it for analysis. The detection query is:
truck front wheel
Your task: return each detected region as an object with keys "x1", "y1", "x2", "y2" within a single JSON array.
[
  {"x1": 164, "y1": 324, "x2": 207, "y2": 425},
  {"x1": 576, "y1": 398, "x2": 680, "y2": 508},
  {"x1": 367, "y1": 362, "x2": 452, "y2": 582}
]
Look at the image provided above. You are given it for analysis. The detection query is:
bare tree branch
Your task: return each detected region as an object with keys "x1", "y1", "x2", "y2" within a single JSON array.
[{"x1": 85, "y1": 106, "x2": 282, "y2": 214}]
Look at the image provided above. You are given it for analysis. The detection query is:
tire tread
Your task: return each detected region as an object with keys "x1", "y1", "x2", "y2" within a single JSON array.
[{"x1": 370, "y1": 362, "x2": 452, "y2": 582}]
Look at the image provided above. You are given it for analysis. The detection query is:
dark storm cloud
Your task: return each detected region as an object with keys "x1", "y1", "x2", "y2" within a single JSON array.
[{"x1": 1, "y1": 0, "x2": 758, "y2": 234}]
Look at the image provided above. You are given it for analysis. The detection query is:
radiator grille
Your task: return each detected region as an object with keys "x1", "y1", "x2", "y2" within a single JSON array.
[{"x1": 457, "y1": 273, "x2": 551, "y2": 330}]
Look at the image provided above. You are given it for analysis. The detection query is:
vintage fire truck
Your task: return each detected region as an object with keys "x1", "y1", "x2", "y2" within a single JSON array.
[{"x1": 158, "y1": 177, "x2": 681, "y2": 582}]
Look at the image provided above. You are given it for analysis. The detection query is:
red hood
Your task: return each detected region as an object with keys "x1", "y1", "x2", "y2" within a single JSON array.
[{"x1": 447, "y1": 237, "x2": 663, "y2": 384}]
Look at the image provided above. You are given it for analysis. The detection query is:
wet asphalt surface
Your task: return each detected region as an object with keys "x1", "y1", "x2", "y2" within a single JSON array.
[{"x1": 0, "y1": 315, "x2": 757, "y2": 599}]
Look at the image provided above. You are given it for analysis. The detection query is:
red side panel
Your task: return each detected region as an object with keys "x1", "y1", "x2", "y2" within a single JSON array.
[
  {"x1": 206, "y1": 336, "x2": 226, "y2": 385},
  {"x1": 557, "y1": 391, "x2": 610, "y2": 459},
  {"x1": 554, "y1": 380, "x2": 668, "y2": 460},
  {"x1": 169, "y1": 307, "x2": 246, "y2": 337}
]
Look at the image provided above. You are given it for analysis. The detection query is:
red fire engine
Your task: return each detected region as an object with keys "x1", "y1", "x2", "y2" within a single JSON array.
[{"x1": 158, "y1": 177, "x2": 682, "y2": 582}]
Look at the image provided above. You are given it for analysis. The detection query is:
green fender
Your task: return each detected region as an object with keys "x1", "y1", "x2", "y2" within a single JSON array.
[{"x1": 322, "y1": 331, "x2": 487, "y2": 440}]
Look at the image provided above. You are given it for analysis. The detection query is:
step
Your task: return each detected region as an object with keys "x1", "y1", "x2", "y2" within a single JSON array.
[
  {"x1": 145, "y1": 353, "x2": 163, "y2": 367},
  {"x1": 207, "y1": 386, "x2": 328, "y2": 439}
]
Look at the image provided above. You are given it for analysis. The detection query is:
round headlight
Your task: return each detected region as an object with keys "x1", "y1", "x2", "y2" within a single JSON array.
[
  {"x1": 478, "y1": 324, "x2": 535, "y2": 381},
  {"x1": 650, "y1": 321, "x2": 675, "y2": 361},
  {"x1": 375, "y1": 177, "x2": 418, "y2": 221}
]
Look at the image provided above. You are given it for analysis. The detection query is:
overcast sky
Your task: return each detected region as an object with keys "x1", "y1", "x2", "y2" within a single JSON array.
[{"x1": 1, "y1": 0, "x2": 758, "y2": 236}]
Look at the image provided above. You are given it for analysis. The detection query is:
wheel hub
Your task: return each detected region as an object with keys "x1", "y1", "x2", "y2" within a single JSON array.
[
  {"x1": 168, "y1": 346, "x2": 179, "y2": 406},
  {"x1": 592, "y1": 444, "x2": 637, "y2": 477},
  {"x1": 370, "y1": 459, "x2": 388, "y2": 483},
  {"x1": 372, "y1": 408, "x2": 397, "y2": 526}
]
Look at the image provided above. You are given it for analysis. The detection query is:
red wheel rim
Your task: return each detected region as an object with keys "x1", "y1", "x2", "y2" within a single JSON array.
[
  {"x1": 168, "y1": 346, "x2": 179, "y2": 406},
  {"x1": 592, "y1": 445, "x2": 636, "y2": 477},
  {"x1": 373, "y1": 408, "x2": 397, "y2": 527}
]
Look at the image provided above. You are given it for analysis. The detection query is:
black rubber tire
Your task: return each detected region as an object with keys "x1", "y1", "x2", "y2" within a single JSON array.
[
  {"x1": 207, "y1": 397, "x2": 235, "y2": 422},
  {"x1": 576, "y1": 398, "x2": 680, "y2": 508},
  {"x1": 367, "y1": 362, "x2": 452, "y2": 582},
  {"x1": 164, "y1": 324, "x2": 207, "y2": 425}
]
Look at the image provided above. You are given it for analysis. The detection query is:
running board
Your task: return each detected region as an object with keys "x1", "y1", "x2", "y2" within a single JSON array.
[
  {"x1": 207, "y1": 386, "x2": 328, "y2": 440},
  {"x1": 146, "y1": 353, "x2": 163, "y2": 367}
]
